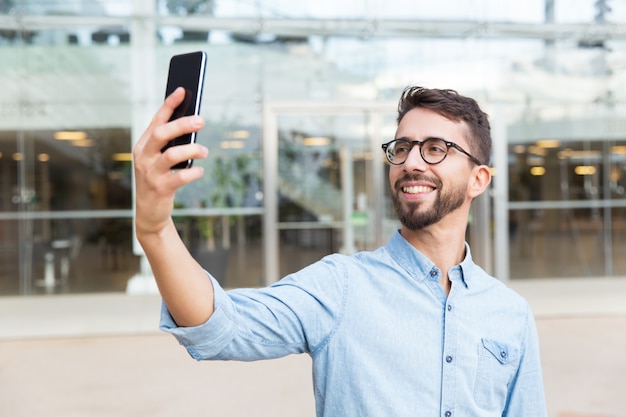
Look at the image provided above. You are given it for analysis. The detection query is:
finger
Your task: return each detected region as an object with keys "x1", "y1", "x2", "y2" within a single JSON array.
[
  {"x1": 146, "y1": 115, "x2": 205, "y2": 155},
  {"x1": 154, "y1": 87, "x2": 186, "y2": 126},
  {"x1": 159, "y1": 143, "x2": 209, "y2": 171},
  {"x1": 137, "y1": 114, "x2": 204, "y2": 162},
  {"x1": 134, "y1": 87, "x2": 187, "y2": 152},
  {"x1": 135, "y1": 152, "x2": 205, "y2": 204},
  {"x1": 146, "y1": 166, "x2": 206, "y2": 203},
  {"x1": 175, "y1": 165, "x2": 206, "y2": 184}
]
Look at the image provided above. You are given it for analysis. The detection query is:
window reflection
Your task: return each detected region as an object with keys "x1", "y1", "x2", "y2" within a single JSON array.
[
  {"x1": 0, "y1": 126, "x2": 136, "y2": 295},
  {"x1": 174, "y1": 214, "x2": 264, "y2": 288},
  {"x1": 509, "y1": 139, "x2": 626, "y2": 278},
  {"x1": 0, "y1": 218, "x2": 138, "y2": 295},
  {"x1": 509, "y1": 208, "x2": 608, "y2": 279}
]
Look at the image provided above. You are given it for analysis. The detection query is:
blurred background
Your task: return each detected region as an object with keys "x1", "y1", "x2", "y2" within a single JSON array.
[
  {"x1": 2, "y1": 0, "x2": 625, "y2": 296},
  {"x1": 1, "y1": 2, "x2": 626, "y2": 417}
]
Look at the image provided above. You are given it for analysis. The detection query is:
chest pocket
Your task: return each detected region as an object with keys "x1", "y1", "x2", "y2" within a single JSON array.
[{"x1": 474, "y1": 338, "x2": 520, "y2": 411}]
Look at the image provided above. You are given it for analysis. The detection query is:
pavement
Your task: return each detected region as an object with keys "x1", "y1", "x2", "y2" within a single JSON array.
[{"x1": 1, "y1": 277, "x2": 626, "y2": 417}]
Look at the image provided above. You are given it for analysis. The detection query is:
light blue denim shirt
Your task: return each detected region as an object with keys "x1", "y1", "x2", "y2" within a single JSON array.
[{"x1": 161, "y1": 231, "x2": 547, "y2": 417}]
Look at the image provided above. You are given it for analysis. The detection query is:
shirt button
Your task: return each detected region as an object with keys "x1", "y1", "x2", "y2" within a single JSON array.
[
  {"x1": 430, "y1": 269, "x2": 438, "y2": 277},
  {"x1": 445, "y1": 411, "x2": 452, "y2": 417},
  {"x1": 500, "y1": 351, "x2": 507, "y2": 359},
  {"x1": 446, "y1": 355, "x2": 453, "y2": 363},
  {"x1": 447, "y1": 304, "x2": 452, "y2": 311}
]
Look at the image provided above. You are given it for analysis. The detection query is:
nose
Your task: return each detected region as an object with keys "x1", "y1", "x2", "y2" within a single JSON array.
[{"x1": 402, "y1": 144, "x2": 428, "y2": 171}]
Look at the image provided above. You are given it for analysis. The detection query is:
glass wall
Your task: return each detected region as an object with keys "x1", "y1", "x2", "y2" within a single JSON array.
[
  {"x1": 508, "y1": 110, "x2": 626, "y2": 279},
  {"x1": 273, "y1": 109, "x2": 394, "y2": 278},
  {"x1": 1, "y1": 0, "x2": 626, "y2": 296}
]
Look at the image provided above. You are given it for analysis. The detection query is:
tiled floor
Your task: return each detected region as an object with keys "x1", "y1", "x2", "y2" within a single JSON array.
[
  {"x1": 0, "y1": 316, "x2": 624, "y2": 417},
  {"x1": 1, "y1": 278, "x2": 625, "y2": 417}
]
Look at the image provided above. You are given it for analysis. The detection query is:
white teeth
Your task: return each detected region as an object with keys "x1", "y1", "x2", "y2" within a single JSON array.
[{"x1": 403, "y1": 185, "x2": 434, "y2": 194}]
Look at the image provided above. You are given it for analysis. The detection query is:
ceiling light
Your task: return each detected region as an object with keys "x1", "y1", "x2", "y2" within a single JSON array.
[
  {"x1": 574, "y1": 165, "x2": 596, "y2": 175},
  {"x1": 536, "y1": 139, "x2": 560, "y2": 149},
  {"x1": 558, "y1": 150, "x2": 601, "y2": 160},
  {"x1": 221, "y1": 140, "x2": 245, "y2": 149},
  {"x1": 610, "y1": 168, "x2": 620, "y2": 182},
  {"x1": 528, "y1": 146, "x2": 547, "y2": 156},
  {"x1": 72, "y1": 139, "x2": 94, "y2": 147},
  {"x1": 530, "y1": 166, "x2": 545, "y2": 176},
  {"x1": 611, "y1": 146, "x2": 626, "y2": 155},
  {"x1": 225, "y1": 130, "x2": 250, "y2": 139},
  {"x1": 112, "y1": 153, "x2": 132, "y2": 161},
  {"x1": 558, "y1": 149, "x2": 573, "y2": 159},
  {"x1": 55, "y1": 131, "x2": 87, "y2": 141},
  {"x1": 38, "y1": 153, "x2": 50, "y2": 162},
  {"x1": 303, "y1": 137, "x2": 331, "y2": 146}
]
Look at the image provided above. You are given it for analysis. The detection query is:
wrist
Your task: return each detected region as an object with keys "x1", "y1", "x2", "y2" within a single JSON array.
[{"x1": 135, "y1": 218, "x2": 175, "y2": 245}]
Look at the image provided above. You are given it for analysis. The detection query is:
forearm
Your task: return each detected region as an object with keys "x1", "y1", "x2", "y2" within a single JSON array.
[
  {"x1": 133, "y1": 87, "x2": 213, "y2": 327},
  {"x1": 138, "y1": 218, "x2": 215, "y2": 327}
]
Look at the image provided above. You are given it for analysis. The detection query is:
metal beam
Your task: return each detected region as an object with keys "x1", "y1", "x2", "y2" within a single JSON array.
[{"x1": 1, "y1": 14, "x2": 626, "y2": 42}]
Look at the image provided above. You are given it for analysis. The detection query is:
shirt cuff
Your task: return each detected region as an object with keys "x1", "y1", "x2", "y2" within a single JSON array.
[{"x1": 159, "y1": 274, "x2": 237, "y2": 360}]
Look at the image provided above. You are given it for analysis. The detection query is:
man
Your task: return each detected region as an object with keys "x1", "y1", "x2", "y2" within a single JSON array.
[{"x1": 133, "y1": 86, "x2": 547, "y2": 416}]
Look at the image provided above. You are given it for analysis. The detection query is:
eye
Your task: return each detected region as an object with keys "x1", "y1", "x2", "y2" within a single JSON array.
[
  {"x1": 423, "y1": 140, "x2": 447, "y2": 155},
  {"x1": 393, "y1": 141, "x2": 411, "y2": 154}
]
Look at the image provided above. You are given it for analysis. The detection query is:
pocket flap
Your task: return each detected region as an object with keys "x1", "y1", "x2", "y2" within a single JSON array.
[{"x1": 481, "y1": 338, "x2": 519, "y2": 364}]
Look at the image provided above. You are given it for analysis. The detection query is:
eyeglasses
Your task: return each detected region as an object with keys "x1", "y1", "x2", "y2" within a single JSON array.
[{"x1": 381, "y1": 137, "x2": 482, "y2": 166}]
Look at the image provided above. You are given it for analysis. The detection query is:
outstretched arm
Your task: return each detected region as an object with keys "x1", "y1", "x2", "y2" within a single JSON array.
[{"x1": 133, "y1": 87, "x2": 214, "y2": 327}]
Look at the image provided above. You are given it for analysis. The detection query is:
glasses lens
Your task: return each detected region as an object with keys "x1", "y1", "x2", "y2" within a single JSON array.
[
  {"x1": 386, "y1": 140, "x2": 411, "y2": 164},
  {"x1": 421, "y1": 138, "x2": 448, "y2": 164}
]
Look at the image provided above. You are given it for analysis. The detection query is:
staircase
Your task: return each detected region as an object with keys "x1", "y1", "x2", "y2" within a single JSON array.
[{"x1": 278, "y1": 151, "x2": 343, "y2": 221}]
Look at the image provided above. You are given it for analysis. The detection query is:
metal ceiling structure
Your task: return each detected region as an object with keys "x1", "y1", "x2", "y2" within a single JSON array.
[{"x1": 1, "y1": 14, "x2": 626, "y2": 42}]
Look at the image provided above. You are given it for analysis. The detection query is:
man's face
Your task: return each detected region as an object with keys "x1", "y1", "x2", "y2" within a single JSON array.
[{"x1": 389, "y1": 107, "x2": 474, "y2": 231}]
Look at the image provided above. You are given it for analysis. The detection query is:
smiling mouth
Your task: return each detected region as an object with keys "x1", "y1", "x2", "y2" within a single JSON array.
[{"x1": 402, "y1": 185, "x2": 435, "y2": 194}]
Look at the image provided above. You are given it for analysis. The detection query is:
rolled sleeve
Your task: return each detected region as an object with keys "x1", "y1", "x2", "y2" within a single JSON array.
[
  {"x1": 159, "y1": 275, "x2": 238, "y2": 360},
  {"x1": 158, "y1": 256, "x2": 347, "y2": 363}
]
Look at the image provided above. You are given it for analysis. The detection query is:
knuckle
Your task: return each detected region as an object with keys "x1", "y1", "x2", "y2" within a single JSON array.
[{"x1": 152, "y1": 125, "x2": 169, "y2": 142}]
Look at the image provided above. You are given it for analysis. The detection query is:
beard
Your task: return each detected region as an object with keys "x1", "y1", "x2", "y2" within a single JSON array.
[{"x1": 392, "y1": 174, "x2": 466, "y2": 231}]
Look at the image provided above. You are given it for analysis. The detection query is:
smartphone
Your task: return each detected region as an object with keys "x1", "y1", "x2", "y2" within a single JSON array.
[{"x1": 160, "y1": 51, "x2": 207, "y2": 169}]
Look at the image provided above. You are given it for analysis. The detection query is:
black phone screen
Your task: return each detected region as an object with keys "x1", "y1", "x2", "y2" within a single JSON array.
[{"x1": 160, "y1": 51, "x2": 207, "y2": 169}]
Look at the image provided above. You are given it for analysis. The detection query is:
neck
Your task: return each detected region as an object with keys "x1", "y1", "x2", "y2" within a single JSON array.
[{"x1": 400, "y1": 219, "x2": 467, "y2": 295}]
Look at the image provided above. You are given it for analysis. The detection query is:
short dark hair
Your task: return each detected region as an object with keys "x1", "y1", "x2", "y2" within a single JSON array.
[{"x1": 397, "y1": 86, "x2": 491, "y2": 166}]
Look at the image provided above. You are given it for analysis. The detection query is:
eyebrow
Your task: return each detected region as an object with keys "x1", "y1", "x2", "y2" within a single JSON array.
[{"x1": 394, "y1": 136, "x2": 449, "y2": 142}]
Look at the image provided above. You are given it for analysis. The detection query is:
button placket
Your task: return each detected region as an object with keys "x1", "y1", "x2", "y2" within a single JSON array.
[
  {"x1": 441, "y1": 290, "x2": 456, "y2": 417},
  {"x1": 444, "y1": 301, "x2": 453, "y2": 364},
  {"x1": 441, "y1": 280, "x2": 462, "y2": 417}
]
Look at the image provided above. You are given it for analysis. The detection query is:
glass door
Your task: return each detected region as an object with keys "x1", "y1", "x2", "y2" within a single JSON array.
[{"x1": 261, "y1": 102, "x2": 392, "y2": 281}]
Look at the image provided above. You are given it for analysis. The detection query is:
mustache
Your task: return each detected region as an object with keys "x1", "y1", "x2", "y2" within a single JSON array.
[{"x1": 394, "y1": 173, "x2": 442, "y2": 192}]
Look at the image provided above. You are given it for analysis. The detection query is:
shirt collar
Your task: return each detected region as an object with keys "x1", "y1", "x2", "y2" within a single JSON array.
[
  {"x1": 457, "y1": 242, "x2": 476, "y2": 288},
  {"x1": 385, "y1": 230, "x2": 475, "y2": 289}
]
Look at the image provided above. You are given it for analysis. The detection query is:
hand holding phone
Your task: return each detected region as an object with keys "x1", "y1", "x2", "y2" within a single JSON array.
[{"x1": 160, "y1": 51, "x2": 207, "y2": 169}]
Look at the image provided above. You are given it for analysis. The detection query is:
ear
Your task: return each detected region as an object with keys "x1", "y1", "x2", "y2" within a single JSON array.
[{"x1": 467, "y1": 165, "x2": 491, "y2": 199}]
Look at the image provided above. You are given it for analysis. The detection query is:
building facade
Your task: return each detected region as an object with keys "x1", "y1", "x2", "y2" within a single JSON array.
[{"x1": 1, "y1": 0, "x2": 625, "y2": 296}]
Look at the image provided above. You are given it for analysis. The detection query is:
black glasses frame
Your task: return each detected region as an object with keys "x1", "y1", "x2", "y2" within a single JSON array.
[{"x1": 381, "y1": 138, "x2": 482, "y2": 166}]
